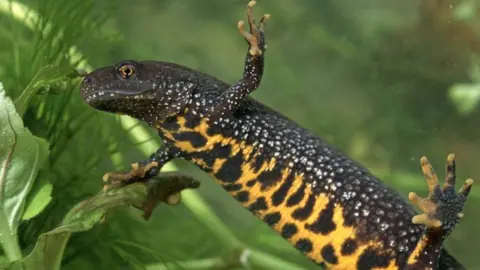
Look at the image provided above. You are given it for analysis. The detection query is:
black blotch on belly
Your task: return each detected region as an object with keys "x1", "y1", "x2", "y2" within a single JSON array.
[
  {"x1": 246, "y1": 179, "x2": 256, "y2": 187},
  {"x1": 213, "y1": 143, "x2": 232, "y2": 158},
  {"x1": 189, "y1": 152, "x2": 213, "y2": 169},
  {"x1": 214, "y1": 152, "x2": 244, "y2": 182},
  {"x1": 357, "y1": 247, "x2": 391, "y2": 270},
  {"x1": 173, "y1": 132, "x2": 207, "y2": 148},
  {"x1": 272, "y1": 172, "x2": 295, "y2": 206},
  {"x1": 295, "y1": 238, "x2": 313, "y2": 254},
  {"x1": 341, "y1": 238, "x2": 358, "y2": 256},
  {"x1": 257, "y1": 165, "x2": 283, "y2": 191},
  {"x1": 184, "y1": 114, "x2": 201, "y2": 129},
  {"x1": 263, "y1": 212, "x2": 281, "y2": 226},
  {"x1": 291, "y1": 194, "x2": 315, "y2": 221},
  {"x1": 190, "y1": 143, "x2": 231, "y2": 168},
  {"x1": 248, "y1": 197, "x2": 268, "y2": 212},
  {"x1": 223, "y1": 183, "x2": 243, "y2": 192},
  {"x1": 321, "y1": 244, "x2": 338, "y2": 264},
  {"x1": 161, "y1": 117, "x2": 180, "y2": 131},
  {"x1": 206, "y1": 122, "x2": 222, "y2": 136},
  {"x1": 234, "y1": 190, "x2": 249, "y2": 202},
  {"x1": 251, "y1": 152, "x2": 266, "y2": 173},
  {"x1": 286, "y1": 182, "x2": 306, "y2": 207},
  {"x1": 281, "y1": 223, "x2": 298, "y2": 239},
  {"x1": 305, "y1": 200, "x2": 336, "y2": 234},
  {"x1": 207, "y1": 124, "x2": 233, "y2": 138}
]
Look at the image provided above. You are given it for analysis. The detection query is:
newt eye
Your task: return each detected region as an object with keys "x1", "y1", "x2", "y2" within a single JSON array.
[{"x1": 118, "y1": 63, "x2": 136, "y2": 79}]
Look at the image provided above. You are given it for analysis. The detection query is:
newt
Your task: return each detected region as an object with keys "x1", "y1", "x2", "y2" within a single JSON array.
[{"x1": 79, "y1": 2, "x2": 473, "y2": 269}]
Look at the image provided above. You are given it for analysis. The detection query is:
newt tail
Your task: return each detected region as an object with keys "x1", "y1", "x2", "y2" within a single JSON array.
[{"x1": 79, "y1": 1, "x2": 473, "y2": 269}]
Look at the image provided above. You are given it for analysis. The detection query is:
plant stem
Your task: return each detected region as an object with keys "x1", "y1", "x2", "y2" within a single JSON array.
[
  {"x1": 247, "y1": 248, "x2": 304, "y2": 270},
  {"x1": 146, "y1": 257, "x2": 228, "y2": 270},
  {"x1": 180, "y1": 189, "x2": 243, "y2": 250},
  {"x1": 0, "y1": 211, "x2": 22, "y2": 263},
  {"x1": 145, "y1": 248, "x2": 305, "y2": 270}
]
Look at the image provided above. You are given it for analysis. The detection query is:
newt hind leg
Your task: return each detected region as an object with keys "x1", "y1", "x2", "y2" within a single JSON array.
[
  {"x1": 406, "y1": 154, "x2": 473, "y2": 269},
  {"x1": 409, "y1": 154, "x2": 473, "y2": 233}
]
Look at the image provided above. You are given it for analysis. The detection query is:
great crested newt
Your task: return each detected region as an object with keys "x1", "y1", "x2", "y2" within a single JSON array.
[{"x1": 79, "y1": 2, "x2": 473, "y2": 269}]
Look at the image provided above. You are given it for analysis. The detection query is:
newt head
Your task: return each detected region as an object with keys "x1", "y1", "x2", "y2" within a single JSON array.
[{"x1": 79, "y1": 60, "x2": 197, "y2": 123}]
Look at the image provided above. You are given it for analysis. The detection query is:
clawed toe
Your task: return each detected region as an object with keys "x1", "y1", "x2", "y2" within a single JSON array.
[{"x1": 459, "y1": 178, "x2": 474, "y2": 197}]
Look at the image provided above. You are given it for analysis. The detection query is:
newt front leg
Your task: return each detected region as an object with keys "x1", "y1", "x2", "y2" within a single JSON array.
[
  {"x1": 200, "y1": 1, "x2": 270, "y2": 119},
  {"x1": 103, "y1": 146, "x2": 179, "y2": 190}
]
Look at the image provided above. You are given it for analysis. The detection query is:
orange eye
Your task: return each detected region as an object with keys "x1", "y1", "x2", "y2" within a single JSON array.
[{"x1": 118, "y1": 64, "x2": 135, "y2": 79}]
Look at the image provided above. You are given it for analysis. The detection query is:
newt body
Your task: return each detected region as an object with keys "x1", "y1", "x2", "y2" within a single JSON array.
[{"x1": 80, "y1": 2, "x2": 472, "y2": 269}]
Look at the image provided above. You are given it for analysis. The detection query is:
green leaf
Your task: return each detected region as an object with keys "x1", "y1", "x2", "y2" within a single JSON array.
[
  {"x1": 13, "y1": 65, "x2": 82, "y2": 117},
  {"x1": 448, "y1": 83, "x2": 480, "y2": 116},
  {"x1": 0, "y1": 82, "x2": 50, "y2": 262},
  {"x1": 22, "y1": 173, "x2": 200, "y2": 270},
  {"x1": 21, "y1": 178, "x2": 53, "y2": 221},
  {"x1": 6, "y1": 260, "x2": 23, "y2": 270},
  {"x1": 0, "y1": 256, "x2": 8, "y2": 269}
]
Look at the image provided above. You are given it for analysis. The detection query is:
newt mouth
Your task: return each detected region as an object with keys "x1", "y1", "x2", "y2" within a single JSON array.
[{"x1": 83, "y1": 89, "x2": 157, "y2": 105}]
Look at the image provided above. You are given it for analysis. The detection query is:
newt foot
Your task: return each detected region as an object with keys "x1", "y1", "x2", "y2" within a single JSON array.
[
  {"x1": 409, "y1": 154, "x2": 473, "y2": 235},
  {"x1": 238, "y1": 1, "x2": 270, "y2": 57},
  {"x1": 102, "y1": 161, "x2": 159, "y2": 191},
  {"x1": 137, "y1": 172, "x2": 201, "y2": 220}
]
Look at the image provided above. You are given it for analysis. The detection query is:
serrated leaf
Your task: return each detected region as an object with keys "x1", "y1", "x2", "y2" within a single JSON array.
[
  {"x1": 14, "y1": 65, "x2": 82, "y2": 117},
  {"x1": 22, "y1": 173, "x2": 200, "y2": 270},
  {"x1": 21, "y1": 178, "x2": 52, "y2": 221},
  {"x1": 0, "y1": 82, "x2": 50, "y2": 262}
]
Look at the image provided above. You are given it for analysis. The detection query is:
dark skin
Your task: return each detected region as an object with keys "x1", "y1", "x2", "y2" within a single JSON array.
[{"x1": 80, "y1": 1, "x2": 473, "y2": 269}]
